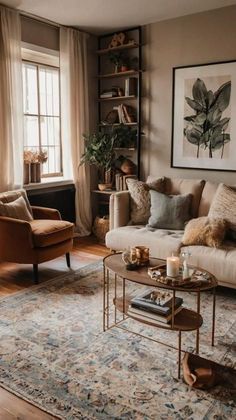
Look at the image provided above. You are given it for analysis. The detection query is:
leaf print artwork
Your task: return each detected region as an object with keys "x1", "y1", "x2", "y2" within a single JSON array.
[{"x1": 184, "y1": 78, "x2": 231, "y2": 158}]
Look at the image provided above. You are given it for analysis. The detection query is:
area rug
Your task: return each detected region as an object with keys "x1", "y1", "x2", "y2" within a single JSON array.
[{"x1": 0, "y1": 262, "x2": 235, "y2": 419}]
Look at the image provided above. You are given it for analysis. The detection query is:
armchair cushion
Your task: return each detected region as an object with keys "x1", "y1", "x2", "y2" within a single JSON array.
[
  {"x1": 0, "y1": 196, "x2": 33, "y2": 221},
  {"x1": 30, "y1": 219, "x2": 74, "y2": 248},
  {"x1": 0, "y1": 189, "x2": 33, "y2": 216}
]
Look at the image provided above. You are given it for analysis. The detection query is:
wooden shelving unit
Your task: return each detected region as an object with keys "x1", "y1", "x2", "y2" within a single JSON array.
[{"x1": 94, "y1": 27, "x2": 143, "y2": 218}]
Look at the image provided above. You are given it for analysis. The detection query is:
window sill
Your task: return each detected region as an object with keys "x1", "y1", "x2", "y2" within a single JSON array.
[{"x1": 24, "y1": 177, "x2": 74, "y2": 191}]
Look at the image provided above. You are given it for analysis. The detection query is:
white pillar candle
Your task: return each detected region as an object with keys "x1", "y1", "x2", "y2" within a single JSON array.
[{"x1": 166, "y1": 256, "x2": 180, "y2": 277}]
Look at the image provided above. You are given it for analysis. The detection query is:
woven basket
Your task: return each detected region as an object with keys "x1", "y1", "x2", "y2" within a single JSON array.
[{"x1": 92, "y1": 216, "x2": 110, "y2": 243}]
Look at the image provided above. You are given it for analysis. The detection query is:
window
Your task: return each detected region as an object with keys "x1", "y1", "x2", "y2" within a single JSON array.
[{"x1": 22, "y1": 61, "x2": 62, "y2": 177}]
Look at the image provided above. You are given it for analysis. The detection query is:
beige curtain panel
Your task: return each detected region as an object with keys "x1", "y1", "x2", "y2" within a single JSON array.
[
  {"x1": 0, "y1": 6, "x2": 23, "y2": 191},
  {"x1": 60, "y1": 27, "x2": 92, "y2": 236}
]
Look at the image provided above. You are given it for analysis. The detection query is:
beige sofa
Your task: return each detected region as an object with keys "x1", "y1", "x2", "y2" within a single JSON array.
[{"x1": 106, "y1": 178, "x2": 236, "y2": 289}]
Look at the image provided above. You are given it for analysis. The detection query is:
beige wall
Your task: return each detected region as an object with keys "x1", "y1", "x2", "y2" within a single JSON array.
[{"x1": 142, "y1": 5, "x2": 236, "y2": 184}]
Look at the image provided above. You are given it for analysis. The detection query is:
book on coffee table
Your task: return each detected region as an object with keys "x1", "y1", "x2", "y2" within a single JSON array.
[
  {"x1": 131, "y1": 290, "x2": 183, "y2": 317},
  {"x1": 127, "y1": 305, "x2": 183, "y2": 324}
]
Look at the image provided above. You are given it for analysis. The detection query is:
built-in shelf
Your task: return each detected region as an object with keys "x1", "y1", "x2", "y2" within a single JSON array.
[
  {"x1": 98, "y1": 70, "x2": 140, "y2": 79},
  {"x1": 97, "y1": 42, "x2": 140, "y2": 55},
  {"x1": 114, "y1": 147, "x2": 136, "y2": 151},
  {"x1": 99, "y1": 122, "x2": 138, "y2": 127},
  {"x1": 92, "y1": 189, "x2": 115, "y2": 194},
  {"x1": 98, "y1": 95, "x2": 136, "y2": 102}
]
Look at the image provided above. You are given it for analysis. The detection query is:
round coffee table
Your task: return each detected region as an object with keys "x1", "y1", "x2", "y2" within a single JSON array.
[{"x1": 103, "y1": 253, "x2": 217, "y2": 378}]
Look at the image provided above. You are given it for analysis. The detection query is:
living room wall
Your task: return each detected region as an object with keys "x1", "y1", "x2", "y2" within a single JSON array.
[{"x1": 142, "y1": 5, "x2": 236, "y2": 184}]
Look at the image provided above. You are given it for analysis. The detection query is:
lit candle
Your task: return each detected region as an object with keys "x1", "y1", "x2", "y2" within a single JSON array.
[{"x1": 166, "y1": 256, "x2": 180, "y2": 277}]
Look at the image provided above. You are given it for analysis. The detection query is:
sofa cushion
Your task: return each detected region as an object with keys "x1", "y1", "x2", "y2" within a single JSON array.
[
  {"x1": 198, "y1": 181, "x2": 218, "y2": 217},
  {"x1": 182, "y1": 217, "x2": 227, "y2": 248},
  {"x1": 106, "y1": 225, "x2": 183, "y2": 259},
  {"x1": 164, "y1": 178, "x2": 205, "y2": 218},
  {"x1": 181, "y1": 242, "x2": 236, "y2": 287},
  {"x1": 126, "y1": 177, "x2": 165, "y2": 225},
  {"x1": 0, "y1": 189, "x2": 33, "y2": 216},
  {"x1": 148, "y1": 190, "x2": 192, "y2": 230},
  {"x1": 0, "y1": 196, "x2": 33, "y2": 221},
  {"x1": 30, "y1": 219, "x2": 74, "y2": 248},
  {"x1": 208, "y1": 184, "x2": 236, "y2": 234}
]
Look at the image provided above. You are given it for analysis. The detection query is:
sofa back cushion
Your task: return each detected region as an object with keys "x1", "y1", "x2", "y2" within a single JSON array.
[
  {"x1": 162, "y1": 178, "x2": 205, "y2": 218},
  {"x1": 198, "y1": 182, "x2": 218, "y2": 217},
  {"x1": 0, "y1": 189, "x2": 33, "y2": 216}
]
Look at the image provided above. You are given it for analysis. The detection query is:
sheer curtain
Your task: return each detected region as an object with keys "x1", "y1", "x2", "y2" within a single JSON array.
[
  {"x1": 0, "y1": 6, "x2": 23, "y2": 191},
  {"x1": 60, "y1": 27, "x2": 92, "y2": 236}
]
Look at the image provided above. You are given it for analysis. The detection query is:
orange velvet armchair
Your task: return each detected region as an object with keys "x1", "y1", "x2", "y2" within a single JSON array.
[{"x1": 0, "y1": 189, "x2": 74, "y2": 283}]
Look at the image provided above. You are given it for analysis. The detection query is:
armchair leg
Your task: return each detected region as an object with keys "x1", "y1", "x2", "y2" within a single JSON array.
[
  {"x1": 66, "y1": 253, "x2": 71, "y2": 268},
  {"x1": 33, "y1": 264, "x2": 39, "y2": 284}
]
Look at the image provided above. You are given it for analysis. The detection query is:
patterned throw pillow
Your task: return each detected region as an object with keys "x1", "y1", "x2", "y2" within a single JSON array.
[
  {"x1": 147, "y1": 190, "x2": 192, "y2": 230},
  {"x1": 126, "y1": 177, "x2": 165, "y2": 225},
  {"x1": 0, "y1": 196, "x2": 33, "y2": 221},
  {"x1": 208, "y1": 184, "x2": 236, "y2": 233},
  {"x1": 182, "y1": 217, "x2": 227, "y2": 248}
]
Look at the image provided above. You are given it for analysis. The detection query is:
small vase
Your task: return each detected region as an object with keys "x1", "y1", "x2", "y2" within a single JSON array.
[
  {"x1": 23, "y1": 163, "x2": 30, "y2": 184},
  {"x1": 30, "y1": 162, "x2": 41, "y2": 183}
]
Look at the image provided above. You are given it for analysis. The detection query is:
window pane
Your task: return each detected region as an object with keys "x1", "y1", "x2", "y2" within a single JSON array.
[
  {"x1": 22, "y1": 63, "x2": 38, "y2": 114},
  {"x1": 40, "y1": 116, "x2": 60, "y2": 146},
  {"x1": 41, "y1": 146, "x2": 61, "y2": 175},
  {"x1": 39, "y1": 67, "x2": 59, "y2": 116},
  {"x1": 24, "y1": 116, "x2": 39, "y2": 148}
]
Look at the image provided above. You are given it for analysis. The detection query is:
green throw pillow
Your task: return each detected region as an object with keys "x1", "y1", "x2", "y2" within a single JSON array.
[{"x1": 147, "y1": 190, "x2": 192, "y2": 230}]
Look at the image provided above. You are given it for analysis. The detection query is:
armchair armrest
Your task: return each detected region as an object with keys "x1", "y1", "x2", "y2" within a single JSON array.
[
  {"x1": 0, "y1": 216, "x2": 34, "y2": 251},
  {"x1": 31, "y1": 206, "x2": 61, "y2": 220},
  {"x1": 109, "y1": 191, "x2": 130, "y2": 230}
]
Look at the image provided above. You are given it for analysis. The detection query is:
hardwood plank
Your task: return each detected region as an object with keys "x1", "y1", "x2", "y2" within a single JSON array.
[{"x1": 0, "y1": 235, "x2": 109, "y2": 419}]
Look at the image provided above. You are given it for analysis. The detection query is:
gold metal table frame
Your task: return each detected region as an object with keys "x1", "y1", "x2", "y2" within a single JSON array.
[{"x1": 103, "y1": 253, "x2": 217, "y2": 379}]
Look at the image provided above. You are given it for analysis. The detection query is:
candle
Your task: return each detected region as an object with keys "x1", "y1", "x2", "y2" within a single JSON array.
[{"x1": 166, "y1": 256, "x2": 180, "y2": 277}]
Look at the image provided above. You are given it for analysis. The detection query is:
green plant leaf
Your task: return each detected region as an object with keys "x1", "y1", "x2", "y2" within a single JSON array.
[
  {"x1": 185, "y1": 97, "x2": 204, "y2": 112},
  {"x1": 210, "y1": 133, "x2": 230, "y2": 150},
  {"x1": 214, "y1": 117, "x2": 230, "y2": 131},
  {"x1": 192, "y1": 78, "x2": 208, "y2": 107},
  {"x1": 185, "y1": 126, "x2": 203, "y2": 145},
  {"x1": 212, "y1": 81, "x2": 231, "y2": 112},
  {"x1": 184, "y1": 115, "x2": 197, "y2": 122},
  {"x1": 207, "y1": 90, "x2": 215, "y2": 108}
]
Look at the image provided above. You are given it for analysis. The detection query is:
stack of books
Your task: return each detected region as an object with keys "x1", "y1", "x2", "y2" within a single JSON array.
[
  {"x1": 128, "y1": 290, "x2": 183, "y2": 324},
  {"x1": 115, "y1": 174, "x2": 137, "y2": 191},
  {"x1": 113, "y1": 104, "x2": 136, "y2": 124},
  {"x1": 100, "y1": 88, "x2": 118, "y2": 99}
]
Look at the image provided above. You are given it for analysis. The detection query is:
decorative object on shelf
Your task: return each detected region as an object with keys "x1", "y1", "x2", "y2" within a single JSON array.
[
  {"x1": 23, "y1": 150, "x2": 47, "y2": 184},
  {"x1": 113, "y1": 105, "x2": 136, "y2": 124},
  {"x1": 108, "y1": 51, "x2": 128, "y2": 73},
  {"x1": 80, "y1": 131, "x2": 116, "y2": 190},
  {"x1": 181, "y1": 250, "x2": 191, "y2": 279},
  {"x1": 115, "y1": 155, "x2": 136, "y2": 174},
  {"x1": 92, "y1": 215, "x2": 110, "y2": 243},
  {"x1": 109, "y1": 32, "x2": 126, "y2": 48},
  {"x1": 102, "y1": 109, "x2": 119, "y2": 125},
  {"x1": 166, "y1": 255, "x2": 180, "y2": 277},
  {"x1": 172, "y1": 60, "x2": 235, "y2": 171}
]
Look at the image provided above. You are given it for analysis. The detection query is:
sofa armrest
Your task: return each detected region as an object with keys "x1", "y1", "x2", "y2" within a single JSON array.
[
  {"x1": 109, "y1": 191, "x2": 130, "y2": 230},
  {"x1": 31, "y1": 206, "x2": 61, "y2": 220},
  {"x1": 0, "y1": 216, "x2": 34, "y2": 251}
]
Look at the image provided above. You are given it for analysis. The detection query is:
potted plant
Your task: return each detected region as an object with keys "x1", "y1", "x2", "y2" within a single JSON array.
[
  {"x1": 80, "y1": 131, "x2": 116, "y2": 190},
  {"x1": 108, "y1": 51, "x2": 128, "y2": 73},
  {"x1": 112, "y1": 124, "x2": 137, "y2": 148}
]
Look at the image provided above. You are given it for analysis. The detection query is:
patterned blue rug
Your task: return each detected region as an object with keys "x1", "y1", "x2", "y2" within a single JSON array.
[{"x1": 0, "y1": 262, "x2": 235, "y2": 419}]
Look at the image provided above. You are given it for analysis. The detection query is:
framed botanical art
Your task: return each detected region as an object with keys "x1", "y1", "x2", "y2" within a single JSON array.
[{"x1": 171, "y1": 60, "x2": 236, "y2": 171}]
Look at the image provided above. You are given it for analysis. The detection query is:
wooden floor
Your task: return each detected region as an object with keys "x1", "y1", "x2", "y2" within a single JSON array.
[{"x1": 0, "y1": 236, "x2": 109, "y2": 420}]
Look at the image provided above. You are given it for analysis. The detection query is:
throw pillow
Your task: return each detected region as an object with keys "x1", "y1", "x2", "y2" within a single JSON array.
[
  {"x1": 147, "y1": 190, "x2": 192, "y2": 230},
  {"x1": 126, "y1": 177, "x2": 165, "y2": 225},
  {"x1": 208, "y1": 183, "x2": 236, "y2": 233},
  {"x1": 182, "y1": 217, "x2": 227, "y2": 248},
  {"x1": 0, "y1": 196, "x2": 33, "y2": 221}
]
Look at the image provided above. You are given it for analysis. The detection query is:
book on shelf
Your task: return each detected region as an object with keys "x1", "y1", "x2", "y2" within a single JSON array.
[
  {"x1": 115, "y1": 173, "x2": 137, "y2": 191},
  {"x1": 125, "y1": 77, "x2": 137, "y2": 96},
  {"x1": 131, "y1": 290, "x2": 183, "y2": 317},
  {"x1": 127, "y1": 305, "x2": 183, "y2": 324},
  {"x1": 113, "y1": 104, "x2": 136, "y2": 124}
]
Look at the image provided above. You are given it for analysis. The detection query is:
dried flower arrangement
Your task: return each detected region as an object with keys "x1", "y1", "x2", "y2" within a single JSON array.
[{"x1": 24, "y1": 150, "x2": 48, "y2": 164}]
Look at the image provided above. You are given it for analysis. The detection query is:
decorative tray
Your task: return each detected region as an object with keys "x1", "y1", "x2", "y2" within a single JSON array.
[{"x1": 148, "y1": 264, "x2": 212, "y2": 287}]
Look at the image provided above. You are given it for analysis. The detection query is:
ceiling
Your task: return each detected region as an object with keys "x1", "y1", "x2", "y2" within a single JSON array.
[{"x1": 1, "y1": 0, "x2": 236, "y2": 33}]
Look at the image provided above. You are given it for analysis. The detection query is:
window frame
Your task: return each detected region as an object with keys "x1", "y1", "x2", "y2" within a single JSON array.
[{"x1": 22, "y1": 59, "x2": 63, "y2": 178}]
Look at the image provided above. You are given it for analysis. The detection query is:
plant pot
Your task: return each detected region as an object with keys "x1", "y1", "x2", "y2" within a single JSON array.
[
  {"x1": 121, "y1": 65, "x2": 128, "y2": 72},
  {"x1": 23, "y1": 163, "x2": 30, "y2": 184},
  {"x1": 30, "y1": 162, "x2": 41, "y2": 183}
]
